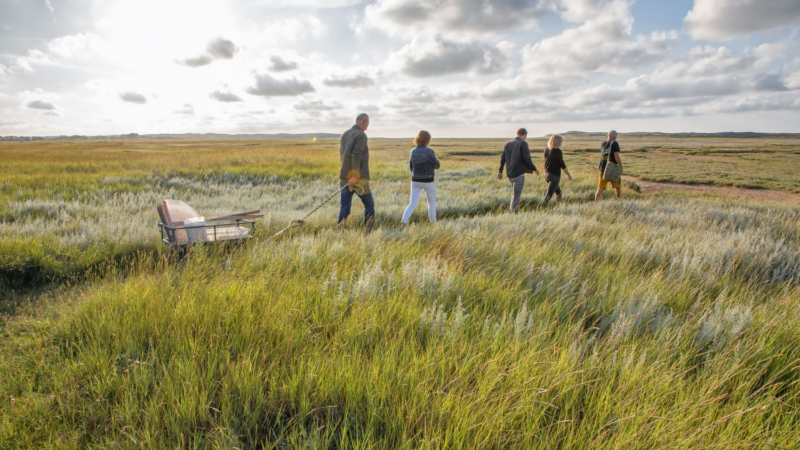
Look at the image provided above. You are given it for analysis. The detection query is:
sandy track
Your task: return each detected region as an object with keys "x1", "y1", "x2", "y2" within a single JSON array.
[{"x1": 623, "y1": 176, "x2": 800, "y2": 205}]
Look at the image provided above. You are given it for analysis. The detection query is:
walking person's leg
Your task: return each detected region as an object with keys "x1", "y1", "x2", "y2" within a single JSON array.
[
  {"x1": 424, "y1": 182, "x2": 437, "y2": 222},
  {"x1": 401, "y1": 183, "x2": 423, "y2": 224},
  {"x1": 615, "y1": 184, "x2": 622, "y2": 199},
  {"x1": 541, "y1": 174, "x2": 560, "y2": 207},
  {"x1": 595, "y1": 173, "x2": 606, "y2": 201},
  {"x1": 355, "y1": 183, "x2": 375, "y2": 230},
  {"x1": 509, "y1": 175, "x2": 525, "y2": 212},
  {"x1": 338, "y1": 182, "x2": 355, "y2": 224}
]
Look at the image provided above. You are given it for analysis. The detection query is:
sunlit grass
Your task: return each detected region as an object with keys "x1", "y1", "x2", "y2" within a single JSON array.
[{"x1": 1, "y1": 138, "x2": 799, "y2": 448}]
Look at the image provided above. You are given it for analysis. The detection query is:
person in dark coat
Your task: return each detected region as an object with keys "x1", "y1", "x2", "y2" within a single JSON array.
[
  {"x1": 338, "y1": 113, "x2": 375, "y2": 229},
  {"x1": 541, "y1": 134, "x2": 573, "y2": 207},
  {"x1": 498, "y1": 128, "x2": 539, "y2": 212},
  {"x1": 595, "y1": 130, "x2": 623, "y2": 201}
]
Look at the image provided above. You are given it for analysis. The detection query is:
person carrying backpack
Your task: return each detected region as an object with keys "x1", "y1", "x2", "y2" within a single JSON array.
[{"x1": 595, "y1": 130, "x2": 623, "y2": 201}]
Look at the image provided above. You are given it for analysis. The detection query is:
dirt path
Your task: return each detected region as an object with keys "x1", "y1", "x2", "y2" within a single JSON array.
[{"x1": 623, "y1": 176, "x2": 800, "y2": 205}]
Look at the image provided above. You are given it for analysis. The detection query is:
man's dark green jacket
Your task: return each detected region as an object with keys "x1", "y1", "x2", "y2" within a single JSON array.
[{"x1": 339, "y1": 124, "x2": 370, "y2": 181}]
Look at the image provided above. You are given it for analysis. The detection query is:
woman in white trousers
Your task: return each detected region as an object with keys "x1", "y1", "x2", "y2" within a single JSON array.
[{"x1": 401, "y1": 130, "x2": 440, "y2": 228}]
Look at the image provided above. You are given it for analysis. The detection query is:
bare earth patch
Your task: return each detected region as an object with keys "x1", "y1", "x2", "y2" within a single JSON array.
[{"x1": 624, "y1": 176, "x2": 800, "y2": 205}]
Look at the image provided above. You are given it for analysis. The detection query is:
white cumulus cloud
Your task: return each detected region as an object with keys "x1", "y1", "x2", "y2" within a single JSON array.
[
  {"x1": 684, "y1": 0, "x2": 800, "y2": 41},
  {"x1": 482, "y1": 0, "x2": 675, "y2": 99},
  {"x1": 390, "y1": 35, "x2": 506, "y2": 78},
  {"x1": 246, "y1": 73, "x2": 315, "y2": 97}
]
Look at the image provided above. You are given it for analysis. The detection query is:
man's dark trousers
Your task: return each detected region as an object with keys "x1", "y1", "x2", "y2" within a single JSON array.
[{"x1": 338, "y1": 181, "x2": 375, "y2": 226}]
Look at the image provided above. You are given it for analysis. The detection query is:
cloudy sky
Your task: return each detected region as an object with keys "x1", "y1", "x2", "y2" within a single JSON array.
[{"x1": 1, "y1": 0, "x2": 799, "y2": 137}]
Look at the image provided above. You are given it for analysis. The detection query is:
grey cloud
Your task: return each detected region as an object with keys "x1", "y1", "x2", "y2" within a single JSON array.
[
  {"x1": 689, "y1": 94, "x2": 800, "y2": 115},
  {"x1": 323, "y1": 74, "x2": 375, "y2": 88},
  {"x1": 652, "y1": 46, "x2": 759, "y2": 80},
  {"x1": 119, "y1": 92, "x2": 147, "y2": 104},
  {"x1": 383, "y1": 86, "x2": 461, "y2": 121},
  {"x1": 390, "y1": 105, "x2": 474, "y2": 126},
  {"x1": 754, "y1": 74, "x2": 788, "y2": 92},
  {"x1": 381, "y1": 2, "x2": 427, "y2": 24},
  {"x1": 210, "y1": 91, "x2": 243, "y2": 102},
  {"x1": 481, "y1": 73, "x2": 582, "y2": 100},
  {"x1": 556, "y1": 43, "x2": 800, "y2": 119},
  {"x1": 560, "y1": 73, "x2": 752, "y2": 114},
  {"x1": 399, "y1": 36, "x2": 505, "y2": 77},
  {"x1": 236, "y1": 110, "x2": 271, "y2": 117},
  {"x1": 634, "y1": 44, "x2": 795, "y2": 99},
  {"x1": 179, "y1": 38, "x2": 237, "y2": 68},
  {"x1": 440, "y1": 88, "x2": 478, "y2": 101},
  {"x1": 269, "y1": 56, "x2": 298, "y2": 72},
  {"x1": 43, "y1": 111, "x2": 59, "y2": 116},
  {"x1": 730, "y1": 97, "x2": 800, "y2": 112},
  {"x1": 559, "y1": 0, "x2": 615, "y2": 23},
  {"x1": 637, "y1": 97, "x2": 715, "y2": 109},
  {"x1": 27, "y1": 100, "x2": 55, "y2": 110},
  {"x1": 685, "y1": 0, "x2": 800, "y2": 41},
  {"x1": 181, "y1": 55, "x2": 213, "y2": 67},
  {"x1": 387, "y1": 86, "x2": 437, "y2": 106},
  {"x1": 564, "y1": 83, "x2": 624, "y2": 107},
  {"x1": 367, "y1": 0, "x2": 555, "y2": 34},
  {"x1": 481, "y1": 82, "x2": 525, "y2": 101},
  {"x1": 207, "y1": 38, "x2": 237, "y2": 59},
  {"x1": 390, "y1": 104, "x2": 456, "y2": 118},
  {"x1": 246, "y1": 73, "x2": 315, "y2": 97},
  {"x1": 482, "y1": 90, "x2": 516, "y2": 101},
  {"x1": 357, "y1": 104, "x2": 380, "y2": 113},
  {"x1": 294, "y1": 100, "x2": 341, "y2": 111},
  {"x1": 552, "y1": 74, "x2": 744, "y2": 111},
  {"x1": 175, "y1": 104, "x2": 194, "y2": 115},
  {"x1": 787, "y1": 71, "x2": 800, "y2": 90},
  {"x1": 685, "y1": 48, "x2": 757, "y2": 77},
  {"x1": 489, "y1": 99, "x2": 681, "y2": 122},
  {"x1": 628, "y1": 75, "x2": 744, "y2": 100}
]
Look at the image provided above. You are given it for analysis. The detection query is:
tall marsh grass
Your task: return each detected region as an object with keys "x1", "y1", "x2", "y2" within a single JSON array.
[{"x1": 1, "y1": 139, "x2": 799, "y2": 448}]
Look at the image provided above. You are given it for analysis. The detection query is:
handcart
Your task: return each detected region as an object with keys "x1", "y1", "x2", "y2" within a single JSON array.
[{"x1": 157, "y1": 200, "x2": 261, "y2": 248}]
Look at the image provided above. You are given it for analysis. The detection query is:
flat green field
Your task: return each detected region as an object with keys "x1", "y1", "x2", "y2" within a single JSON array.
[{"x1": 1, "y1": 136, "x2": 799, "y2": 449}]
